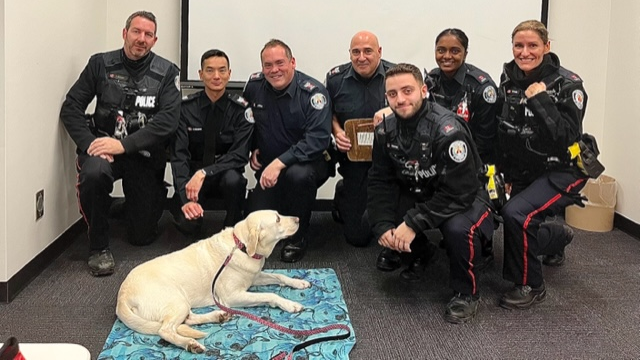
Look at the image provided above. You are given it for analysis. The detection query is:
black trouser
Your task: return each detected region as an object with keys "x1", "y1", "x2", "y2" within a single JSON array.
[
  {"x1": 501, "y1": 169, "x2": 587, "y2": 287},
  {"x1": 76, "y1": 152, "x2": 166, "y2": 252},
  {"x1": 248, "y1": 158, "x2": 330, "y2": 243},
  {"x1": 335, "y1": 160, "x2": 372, "y2": 246},
  {"x1": 396, "y1": 190, "x2": 494, "y2": 295},
  {"x1": 173, "y1": 168, "x2": 247, "y2": 231}
]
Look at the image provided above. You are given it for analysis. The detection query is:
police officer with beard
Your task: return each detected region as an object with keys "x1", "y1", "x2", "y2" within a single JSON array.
[
  {"x1": 368, "y1": 63, "x2": 494, "y2": 324},
  {"x1": 60, "y1": 11, "x2": 180, "y2": 277},
  {"x1": 170, "y1": 49, "x2": 253, "y2": 236}
]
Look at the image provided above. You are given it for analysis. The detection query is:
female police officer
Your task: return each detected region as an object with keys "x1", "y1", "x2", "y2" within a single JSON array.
[{"x1": 496, "y1": 20, "x2": 589, "y2": 310}]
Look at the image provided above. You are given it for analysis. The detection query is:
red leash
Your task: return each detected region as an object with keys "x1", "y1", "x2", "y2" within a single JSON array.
[{"x1": 212, "y1": 235, "x2": 351, "y2": 359}]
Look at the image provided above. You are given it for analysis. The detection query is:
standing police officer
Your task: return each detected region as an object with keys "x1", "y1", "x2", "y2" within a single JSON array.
[
  {"x1": 368, "y1": 63, "x2": 494, "y2": 323},
  {"x1": 170, "y1": 49, "x2": 253, "y2": 236},
  {"x1": 243, "y1": 39, "x2": 333, "y2": 263},
  {"x1": 325, "y1": 30, "x2": 394, "y2": 249},
  {"x1": 60, "y1": 11, "x2": 180, "y2": 276}
]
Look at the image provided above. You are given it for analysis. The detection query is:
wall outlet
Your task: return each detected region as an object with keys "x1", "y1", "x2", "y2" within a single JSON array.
[{"x1": 36, "y1": 189, "x2": 44, "y2": 221}]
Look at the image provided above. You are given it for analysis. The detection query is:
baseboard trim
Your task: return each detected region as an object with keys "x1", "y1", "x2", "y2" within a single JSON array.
[
  {"x1": 0, "y1": 221, "x2": 86, "y2": 303},
  {"x1": 0, "y1": 199, "x2": 334, "y2": 303},
  {"x1": 614, "y1": 212, "x2": 640, "y2": 240},
  {"x1": 9, "y1": 199, "x2": 626, "y2": 303}
]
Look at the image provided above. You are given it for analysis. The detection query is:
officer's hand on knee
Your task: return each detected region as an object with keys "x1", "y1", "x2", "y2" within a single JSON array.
[{"x1": 182, "y1": 202, "x2": 204, "y2": 220}]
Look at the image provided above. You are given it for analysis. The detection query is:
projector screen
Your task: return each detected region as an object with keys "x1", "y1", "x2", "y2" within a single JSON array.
[{"x1": 181, "y1": 0, "x2": 546, "y2": 85}]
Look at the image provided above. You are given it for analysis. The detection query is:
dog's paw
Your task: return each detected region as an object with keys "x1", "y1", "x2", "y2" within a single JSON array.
[
  {"x1": 290, "y1": 278, "x2": 311, "y2": 289},
  {"x1": 187, "y1": 339, "x2": 206, "y2": 354},
  {"x1": 280, "y1": 300, "x2": 305, "y2": 313},
  {"x1": 218, "y1": 311, "x2": 232, "y2": 323}
]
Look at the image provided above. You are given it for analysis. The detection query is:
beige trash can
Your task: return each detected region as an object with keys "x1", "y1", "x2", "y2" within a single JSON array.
[{"x1": 566, "y1": 174, "x2": 617, "y2": 232}]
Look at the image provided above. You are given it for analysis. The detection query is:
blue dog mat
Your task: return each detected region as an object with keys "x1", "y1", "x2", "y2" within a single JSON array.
[{"x1": 98, "y1": 268, "x2": 355, "y2": 360}]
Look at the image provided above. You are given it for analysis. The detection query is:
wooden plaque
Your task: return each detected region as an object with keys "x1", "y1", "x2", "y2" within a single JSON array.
[{"x1": 344, "y1": 118, "x2": 374, "y2": 162}]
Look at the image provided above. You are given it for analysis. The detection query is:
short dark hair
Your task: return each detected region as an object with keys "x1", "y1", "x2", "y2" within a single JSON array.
[
  {"x1": 200, "y1": 49, "x2": 230, "y2": 69},
  {"x1": 435, "y1": 28, "x2": 469, "y2": 51},
  {"x1": 261, "y1": 39, "x2": 293, "y2": 60},
  {"x1": 125, "y1": 11, "x2": 157, "y2": 35},
  {"x1": 385, "y1": 63, "x2": 424, "y2": 85}
]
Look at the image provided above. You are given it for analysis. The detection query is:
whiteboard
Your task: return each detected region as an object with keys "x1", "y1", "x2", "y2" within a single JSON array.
[{"x1": 182, "y1": 0, "x2": 545, "y2": 84}]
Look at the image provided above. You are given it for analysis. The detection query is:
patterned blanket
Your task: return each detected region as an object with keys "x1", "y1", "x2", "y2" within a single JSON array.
[{"x1": 98, "y1": 268, "x2": 355, "y2": 360}]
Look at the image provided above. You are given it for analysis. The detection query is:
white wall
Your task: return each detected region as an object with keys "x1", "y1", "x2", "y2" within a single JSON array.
[
  {"x1": 549, "y1": 0, "x2": 640, "y2": 223},
  {"x1": 1, "y1": 0, "x2": 638, "y2": 283},
  {"x1": 0, "y1": 0, "x2": 179, "y2": 281}
]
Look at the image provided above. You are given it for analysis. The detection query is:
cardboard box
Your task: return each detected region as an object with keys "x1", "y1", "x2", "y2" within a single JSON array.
[{"x1": 566, "y1": 175, "x2": 617, "y2": 232}]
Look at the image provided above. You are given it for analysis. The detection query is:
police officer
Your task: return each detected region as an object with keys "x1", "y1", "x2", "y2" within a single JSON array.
[
  {"x1": 243, "y1": 39, "x2": 332, "y2": 263},
  {"x1": 170, "y1": 49, "x2": 253, "y2": 236},
  {"x1": 425, "y1": 28, "x2": 500, "y2": 273},
  {"x1": 60, "y1": 11, "x2": 181, "y2": 276},
  {"x1": 325, "y1": 31, "x2": 394, "y2": 249},
  {"x1": 496, "y1": 20, "x2": 588, "y2": 310},
  {"x1": 368, "y1": 63, "x2": 494, "y2": 324},
  {"x1": 425, "y1": 28, "x2": 498, "y2": 164}
]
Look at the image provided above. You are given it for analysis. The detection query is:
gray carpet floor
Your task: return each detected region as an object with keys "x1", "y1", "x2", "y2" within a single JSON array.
[{"x1": 0, "y1": 211, "x2": 639, "y2": 359}]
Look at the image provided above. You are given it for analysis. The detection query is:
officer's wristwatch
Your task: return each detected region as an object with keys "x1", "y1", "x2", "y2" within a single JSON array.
[{"x1": 200, "y1": 169, "x2": 207, "y2": 177}]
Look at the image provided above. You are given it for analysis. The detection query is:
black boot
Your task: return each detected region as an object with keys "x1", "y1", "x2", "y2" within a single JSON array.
[
  {"x1": 542, "y1": 225, "x2": 574, "y2": 266},
  {"x1": 499, "y1": 284, "x2": 547, "y2": 310},
  {"x1": 376, "y1": 248, "x2": 401, "y2": 271},
  {"x1": 399, "y1": 243, "x2": 437, "y2": 282},
  {"x1": 444, "y1": 293, "x2": 480, "y2": 324},
  {"x1": 280, "y1": 238, "x2": 307, "y2": 263}
]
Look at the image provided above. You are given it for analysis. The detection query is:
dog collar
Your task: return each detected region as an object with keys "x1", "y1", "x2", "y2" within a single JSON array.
[{"x1": 233, "y1": 233, "x2": 263, "y2": 260}]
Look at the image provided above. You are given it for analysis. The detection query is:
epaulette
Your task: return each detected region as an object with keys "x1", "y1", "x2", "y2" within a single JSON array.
[
  {"x1": 181, "y1": 91, "x2": 201, "y2": 102},
  {"x1": 248, "y1": 71, "x2": 264, "y2": 82},
  {"x1": 558, "y1": 67, "x2": 582, "y2": 83},
  {"x1": 228, "y1": 93, "x2": 249, "y2": 108},
  {"x1": 465, "y1": 65, "x2": 490, "y2": 85},
  {"x1": 326, "y1": 63, "x2": 347, "y2": 79},
  {"x1": 300, "y1": 80, "x2": 318, "y2": 93}
]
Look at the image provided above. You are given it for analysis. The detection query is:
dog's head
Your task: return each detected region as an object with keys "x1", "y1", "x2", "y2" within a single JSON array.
[{"x1": 234, "y1": 210, "x2": 299, "y2": 257}]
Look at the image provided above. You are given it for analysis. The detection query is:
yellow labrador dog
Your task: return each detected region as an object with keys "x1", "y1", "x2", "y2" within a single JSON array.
[{"x1": 116, "y1": 210, "x2": 311, "y2": 353}]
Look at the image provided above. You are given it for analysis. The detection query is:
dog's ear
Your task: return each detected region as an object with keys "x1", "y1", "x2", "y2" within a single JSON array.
[{"x1": 245, "y1": 223, "x2": 260, "y2": 257}]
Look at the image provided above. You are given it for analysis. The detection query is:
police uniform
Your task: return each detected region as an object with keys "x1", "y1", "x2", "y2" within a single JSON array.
[
  {"x1": 60, "y1": 49, "x2": 180, "y2": 251},
  {"x1": 368, "y1": 100, "x2": 494, "y2": 297},
  {"x1": 325, "y1": 59, "x2": 394, "y2": 246},
  {"x1": 242, "y1": 70, "x2": 332, "y2": 258},
  {"x1": 496, "y1": 53, "x2": 588, "y2": 297},
  {"x1": 170, "y1": 90, "x2": 254, "y2": 229},
  {"x1": 425, "y1": 63, "x2": 498, "y2": 164}
]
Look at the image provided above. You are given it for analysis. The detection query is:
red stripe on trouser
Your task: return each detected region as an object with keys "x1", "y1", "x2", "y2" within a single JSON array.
[
  {"x1": 75, "y1": 158, "x2": 91, "y2": 231},
  {"x1": 467, "y1": 208, "x2": 491, "y2": 295}
]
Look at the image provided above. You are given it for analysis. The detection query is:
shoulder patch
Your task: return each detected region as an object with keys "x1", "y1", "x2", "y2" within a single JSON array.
[
  {"x1": 244, "y1": 108, "x2": 255, "y2": 123},
  {"x1": 174, "y1": 74, "x2": 181, "y2": 91},
  {"x1": 310, "y1": 93, "x2": 327, "y2": 110},
  {"x1": 228, "y1": 93, "x2": 249, "y2": 108},
  {"x1": 572, "y1": 89, "x2": 585, "y2": 110},
  {"x1": 482, "y1": 85, "x2": 497, "y2": 104},
  {"x1": 448, "y1": 140, "x2": 468, "y2": 163},
  {"x1": 248, "y1": 72, "x2": 264, "y2": 81}
]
